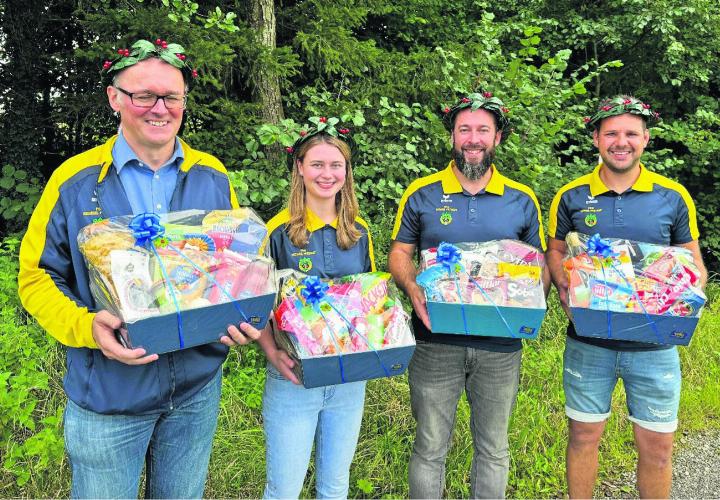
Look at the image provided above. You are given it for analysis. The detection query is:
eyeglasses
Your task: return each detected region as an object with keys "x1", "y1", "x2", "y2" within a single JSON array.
[{"x1": 114, "y1": 87, "x2": 187, "y2": 109}]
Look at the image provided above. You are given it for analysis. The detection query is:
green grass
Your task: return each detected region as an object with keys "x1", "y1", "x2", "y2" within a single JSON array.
[{"x1": 3, "y1": 283, "x2": 720, "y2": 498}]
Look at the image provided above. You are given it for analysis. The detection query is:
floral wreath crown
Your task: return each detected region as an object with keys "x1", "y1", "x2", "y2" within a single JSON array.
[
  {"x1": 441, "y1": 91, "x2": 511, "y2": 138},
  {"x1": 285, "y1": 116, "x2": 356, "y2": 170},
  {"x1": 101, "y1": 38, "x2": 198, "y2": 84},
  {"x1": 584, "y1": 95, "x2": 660, "y2": 130}
]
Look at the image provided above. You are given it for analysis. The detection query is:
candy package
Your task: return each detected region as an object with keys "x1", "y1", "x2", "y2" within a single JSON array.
[
  {"x1": 564, "y1": 232, "x2": 706, "y2": 345},
  {"x1": 77, "y1": 209, "x2": 277, "y2": 354},
  {"x1": 273, "y1": 271, "x2": 415, "y2": 387},
  {"x1": 415, "y1": 241, "x2": 546, "y2": 338}
]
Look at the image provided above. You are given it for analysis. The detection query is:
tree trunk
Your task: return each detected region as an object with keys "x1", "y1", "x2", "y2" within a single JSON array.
[{"x1": 248, "y1": 0, "x2": 285, "y2": 166}]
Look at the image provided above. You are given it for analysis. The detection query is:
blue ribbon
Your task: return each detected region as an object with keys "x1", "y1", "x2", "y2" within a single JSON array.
[
  {"x1": 585, "y1": 233, "x2": 661, "y2": 343},
  {"x1": 130, "y1": 213, "x2": 165, "y2": 247},
  {"x1": 130, "y1": 213, "x2": 184, "y2": 349},
  {"x1": 436, "y1": 243, "x2": 470, "y2": 335},
  {"x1": 301, "y1": 276, "x2": 330, "y2": 310},
  {"x1": 298, "y1": 276, "x2": 392, "y2": 383},
  {"x1": 586, "y1": 233, "x2": 617, "y2": 259}
]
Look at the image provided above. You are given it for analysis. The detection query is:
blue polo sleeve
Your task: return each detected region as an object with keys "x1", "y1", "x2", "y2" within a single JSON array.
[
  {"x1": 391, "y1": 190, "x2": 421, "y2": 245},
  {"x1": 671, "y1": 191, "x2": 697, "y2": 244},
  {"x1": 520, "y1": 194, "x2": 545, "y2": 250},
  {"x1": 549, "y1": 190, "x2": 573, "y2": 241}
]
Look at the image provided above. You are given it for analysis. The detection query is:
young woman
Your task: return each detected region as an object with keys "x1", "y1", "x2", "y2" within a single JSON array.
[{"x1": 257, "y1": 122, "x2": 375, "y2": 499}]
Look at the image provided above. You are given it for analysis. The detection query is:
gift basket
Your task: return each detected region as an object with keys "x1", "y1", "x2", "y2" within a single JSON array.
[
  {"x1": 564, "y1": 232, "x2": 706, "y2": 345},
  {"x1": 273, "y1": 271, "x2": 415, "y2": 388},
  {"x1": 416, "y1": 241, "x2": 546, "y2": 338},
  {"x1": 78, "y1": 209, "x2": 277, "y2": 354}
]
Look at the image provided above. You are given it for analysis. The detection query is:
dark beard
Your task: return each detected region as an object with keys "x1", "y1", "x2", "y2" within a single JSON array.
[{"x1": 452, "y1": 145, "x2": 495, "y2": 181}]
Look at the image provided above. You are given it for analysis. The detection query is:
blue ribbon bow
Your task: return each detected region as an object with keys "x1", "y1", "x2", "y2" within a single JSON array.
[
  {"x1": 586, "y1": 233, "x2": 617, "y2": 259},
  {"x1": 129, "y1": 213, "x2": 165, "y2": 247},
  {"x1": 301, "y1": 276, "x2": 330, "y2": 310},
  {"x1": 436, "y1": 242, "x2": 462, "y2": 271}
]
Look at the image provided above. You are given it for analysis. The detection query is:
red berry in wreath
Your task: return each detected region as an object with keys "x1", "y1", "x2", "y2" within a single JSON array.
[
  {"x1": 103, "y1": 61, "x2": 112, "y2": 70},
  {"x1": 156, "y1": 38, "x2": 163, "y2": 45},
  {"x1": 501, "y1": 106, "x2": 509, "y2": 113},
  {"x1": 601, "y1": 105, "x2": 612, "y2": 111},
  {"x1": 483, "y1": 91, "x2": 493, "y2": 98},
  {"x1": 319, "y1": 116, "x2": 327, "y2": 123},
  {"x1": 299, "y1": 130, "x2": 307, "y2": 137},
  {"x1": 461, "y1": 97, "x2": 471, "y2": 103},
  {"x1": 642, "y1": 103, "x2": 651, "y2": 109},
  {"x1": 443, "y1": 107, "x2": 450, "y2": 114},
  {"x1": 192, "y1": 69, "x2": 199, "y2": 78},
  {"x1": 583, "y1": 117, "x2": 591, "y2": 123},
  {"x1": 623, "y1": 98, "x2": 632, "y2": 104},
  {"x1": 286, "y1": 147, "x2": 294, "y2": 153}
]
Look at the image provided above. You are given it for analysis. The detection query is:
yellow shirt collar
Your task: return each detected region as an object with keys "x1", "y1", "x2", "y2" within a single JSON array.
[
  {"x1": 305, "y1": 207, "x2": 338, "y2": 232},
  {"x1": 589, "y1": 163, "x2": 654, "y2": 197},
  {"x1": 440, "y1": 161, "x2": 505, "y2": 195}
]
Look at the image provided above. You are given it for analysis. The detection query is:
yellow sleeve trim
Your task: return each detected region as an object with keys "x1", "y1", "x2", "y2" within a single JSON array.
[
  {"x1": 504, "y1": 179, "x2": 547, "y2": 252},
  {"x1": 548, "y1": 174, "x2": 592, "y2": 238},
  {"x1": 391, "y1": 171, "x2": 444, "y2": 240},
  {"x1": 18, "y1": 168, "x2": 98, "y2": 348},
  {"x1": 356, "y1": 215, "x2": 376, "y2": 272},
  {"x1": 260, "y1": 209, "x2": 291, "y2": 255},
  {"x1": 650, "y1": 172, "x2": 700, "y2": 240}
]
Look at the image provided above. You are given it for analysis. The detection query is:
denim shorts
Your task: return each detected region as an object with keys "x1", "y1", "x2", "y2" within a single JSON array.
[{"x1": 563, "y1": 336, "x2": 681, "y2": 433}]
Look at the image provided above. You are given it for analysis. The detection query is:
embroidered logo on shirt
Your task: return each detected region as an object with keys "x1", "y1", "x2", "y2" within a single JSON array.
[
  {"x1": 440, "y1": 212, "x2": 453, "y2": 225},
  {"x1": 298, "y1": 257, "x2": 313, "y2": 272},
  {"x1": 584, "y1": 214, "x2": 597, "y2": 227}
]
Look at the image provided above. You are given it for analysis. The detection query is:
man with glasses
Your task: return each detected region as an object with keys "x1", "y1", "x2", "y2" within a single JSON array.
[{"x1": 19, "y1": 39, "x2": 258, "y2": 498}]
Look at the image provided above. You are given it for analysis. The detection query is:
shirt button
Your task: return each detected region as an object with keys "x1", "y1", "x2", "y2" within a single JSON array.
[
  {"x1": 616, "y1": 208, "x2": 622, "y2": 213},
  {"x1": 617, "y1": 196, "x2": 622, "y2": 200},
  {"x1": 156, "y1": 204, "x2": 162, "y2": 209},
  {"x1": 155, "y1": 174, "x2": 160, "y2": 179},
  {"x1": 138, "y1": 162, "x2": 144, "y2": 167},
  {"x1": 470, "y1": 208, "x2": 476, "y2": 213},
  {"x1": 471, "y1": 197, "x2": 476, "y2": 200}
]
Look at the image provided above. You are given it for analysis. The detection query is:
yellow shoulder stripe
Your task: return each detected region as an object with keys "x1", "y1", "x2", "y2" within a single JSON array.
[
  {"x1": 548, "y1": 174, "x2": 592, "y2": 238},
  {"x1": 18, "y1": 164, "x2": 98, "y2": 348},
  {"x1": 356, "y1": 215, "x2": 376, "y2": 271},
  {"x1": 504, "y1": 179, "x2": 547, "y2": 251},
  {"x1": 391, "y1": 171, "x2": 444, "y2": 240},
  {"x1": 650, "y1": 172, "x2": 700, "y2": 239},
  {"x1": 259, "y1": 208, "x2": 291, "y2": 255}
]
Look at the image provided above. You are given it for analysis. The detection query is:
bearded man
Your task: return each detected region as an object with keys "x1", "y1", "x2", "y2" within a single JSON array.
[{"x1": 389, "y1": 92, "x2": 549, "y2": 498}]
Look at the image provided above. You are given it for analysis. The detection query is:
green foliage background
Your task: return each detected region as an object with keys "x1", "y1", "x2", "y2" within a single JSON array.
[
  {"x1": 1, "y1": 0, "x2": 719, "y2": 270},
  {"x1": 2, "y1": 0, "x2": 720, "y2": 497}
]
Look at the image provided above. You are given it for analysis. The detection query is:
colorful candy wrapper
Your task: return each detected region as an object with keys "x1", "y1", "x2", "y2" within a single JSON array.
[
  {"x1": 564, "y1": 232, "x2": 705, "y2": 319},
  {"x1": 78, "y1": 208, "x2": 276, "y2": 324}
]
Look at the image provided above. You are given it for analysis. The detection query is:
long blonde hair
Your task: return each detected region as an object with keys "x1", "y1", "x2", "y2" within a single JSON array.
[{"x1": 287, "y1": 134, "x2": 362, "y2": 250}]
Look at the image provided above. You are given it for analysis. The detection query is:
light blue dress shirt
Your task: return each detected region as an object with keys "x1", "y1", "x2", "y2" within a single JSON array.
[{"x1": 112, "y1": 132, "x2": 184, "y2": 215}]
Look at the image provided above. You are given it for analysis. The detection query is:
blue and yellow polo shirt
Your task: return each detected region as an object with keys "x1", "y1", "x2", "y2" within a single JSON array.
[
  {"x1": 263, "y1": 208, "x2": 375, "y2": 278},
  {"x1": 549, "y1": 163, "x2": 699, "y2": 351},
  {"x1": 392, "y1": 162, "x2": 546, "y2": 352}
]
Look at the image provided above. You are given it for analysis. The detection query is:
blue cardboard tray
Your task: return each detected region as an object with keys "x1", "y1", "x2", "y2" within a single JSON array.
[
  {"x1": 426, "y1": 302, "x2": 545, "y2": 339},
  {"x1": 274, "y1": 329, "x2": 415, "y2": 388},
  {"x1": 118, "y1": 292, "x2": 276, "y2": 355},
  {"x1": 570, "y1": 307, "x2": 700, "y2": 346},
  {"x1": 295, "y1": 345, "x2": 415, "y2": 388}
]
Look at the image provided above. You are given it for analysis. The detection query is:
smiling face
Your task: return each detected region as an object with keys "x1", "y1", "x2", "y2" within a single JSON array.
[
  {"x1": 451, "y1": 108, "x2": 502, "y2": 180},
  {"x1": 593, "y1": 113, "x2": 650, "y2": 174},
  {"x1": 297, "y1": 142, "x2": 347, "y2": 204},
  {"x1": 107, "y1": 58, "x2": 186, "y2": 160}
]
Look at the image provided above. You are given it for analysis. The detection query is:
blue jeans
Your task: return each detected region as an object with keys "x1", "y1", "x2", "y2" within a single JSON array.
[
  {"x1": 563, "y1": 336, "x2": 681, "y2": 432},
  {"x1": 408, "y1": 342, "x2": 521, "y2": 499},
  {"x1": 262, "y1": 364, "x2": 366, "y2": 499},
  {"x1": 63, "y1": 368, "x2": 222, "y2": 499}
]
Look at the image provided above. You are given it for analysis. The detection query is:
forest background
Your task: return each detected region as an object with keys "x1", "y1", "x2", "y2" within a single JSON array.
[{"x1": 1, "y1": 0, "x2": 719, "y2": 497}]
